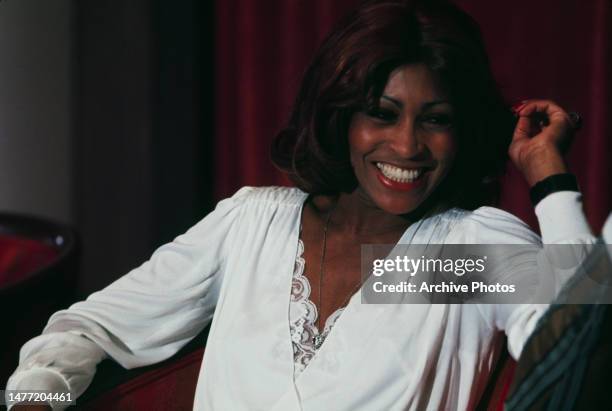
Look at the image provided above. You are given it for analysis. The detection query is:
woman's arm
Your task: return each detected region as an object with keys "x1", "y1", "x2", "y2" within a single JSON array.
[
  {"x1": 4, "y1": 187, "x2": 252, "y2": 410},
  {"x1": 492, "y1": 100, "x2": 594, "y2": 357}
]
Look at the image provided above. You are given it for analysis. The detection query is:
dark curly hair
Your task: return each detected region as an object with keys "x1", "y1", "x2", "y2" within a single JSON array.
[{"x1": 271, "y1": 0, "x2": 515, "y2": 210}]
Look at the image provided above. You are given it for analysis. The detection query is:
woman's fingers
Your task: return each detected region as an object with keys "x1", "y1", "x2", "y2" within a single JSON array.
[
  {"x1": 511, "y1": 99, "x2": 575, "y2": 151},
  {"x1": 509, "y1": 99, "x2": 575, "y2": 186},
  {"x1": 514, "y1": 100, "x2": 572, "y2": 129},
  {"x1": 512, "y1": 115, "x2": 535, "y2": 142}
]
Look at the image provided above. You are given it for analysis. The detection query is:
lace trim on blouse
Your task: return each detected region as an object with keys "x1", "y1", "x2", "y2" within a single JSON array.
[{"x1": 289, "y1": 239, "x2": 344, "y2": 377}]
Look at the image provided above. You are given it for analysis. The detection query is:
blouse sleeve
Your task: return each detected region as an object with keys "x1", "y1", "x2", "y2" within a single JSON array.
[
  {"x1": 448, "y1": 191, "x2": 596, "y2": 360},
  {"x1": 5, "y1": 187, "x2": 252, "y2": 409}
]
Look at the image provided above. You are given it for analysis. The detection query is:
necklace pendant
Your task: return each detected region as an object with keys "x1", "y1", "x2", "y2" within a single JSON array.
[{"x1": 313, "y1": 334, "x2": 326, "y2": 350}]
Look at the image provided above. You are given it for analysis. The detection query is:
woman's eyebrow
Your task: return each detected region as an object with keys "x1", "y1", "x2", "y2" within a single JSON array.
[
  {"x1": 422, "y1": 100, "x2": 451, "y2": 109},
  {"x1": 380, "y1": 95, "x2": 451, "y2": 110},
  {"x1": 381, "y1": 95, "x2": 403, "y2": 107}
]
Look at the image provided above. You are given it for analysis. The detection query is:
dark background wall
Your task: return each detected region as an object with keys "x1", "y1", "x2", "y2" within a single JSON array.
[
  {"x1": 0, "y1": 0, "x2": 609, "y2": 296},
  {"x1": 0, "y1": 0, "x2": 74, "y2": 224},
  {"x1": 0, "y1": 0, "x2": 213, "y2": 295},
  {"x1": 74, "y1": 0, "x2": 214, "y2": 292},
  {"x1": 74, "y1": 0, "x2": 214, "y2": 293}
]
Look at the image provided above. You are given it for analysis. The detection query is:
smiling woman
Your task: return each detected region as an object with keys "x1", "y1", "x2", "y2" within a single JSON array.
[{"x1": 6, "y1": 1, "x2": 598, "y2": 411}]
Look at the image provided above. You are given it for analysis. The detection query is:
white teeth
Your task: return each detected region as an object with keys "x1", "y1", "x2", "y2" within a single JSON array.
[{"x1": 376, "y1": 162, "x2": 424, "y2": 183}]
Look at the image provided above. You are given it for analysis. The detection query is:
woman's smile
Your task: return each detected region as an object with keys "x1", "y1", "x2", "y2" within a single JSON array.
[{"x1": 374, "y1": 162, "x2": 427, "y2": 191}]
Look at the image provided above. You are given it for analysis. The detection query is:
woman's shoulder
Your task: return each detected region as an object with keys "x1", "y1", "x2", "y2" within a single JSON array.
[
  {"x1": 440, "y1": 205, "x2": 541, "y2": 245},
  {"x1": 183, "y1": 186, "x2": 306, "y2": 244},
  {"x1": 224, "y1": 185, "x2": 308, "y2": 207}
]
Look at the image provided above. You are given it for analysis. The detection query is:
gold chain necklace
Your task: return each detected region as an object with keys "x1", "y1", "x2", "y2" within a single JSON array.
[
  {"x1": 313, "y1": 202, "x2": 365, "y2": 350},
  {"x1": 314, "y1": 204, "x2": 334, "y2": 349},
  {"x1": 311, "y1": 200, "x2": 432, "y2": 350}
]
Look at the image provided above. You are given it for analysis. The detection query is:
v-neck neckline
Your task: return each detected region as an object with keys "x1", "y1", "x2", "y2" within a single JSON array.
[
  {"x1": 290, "y1": 238, "x2": 347, "y2": 369},
  {"x1": 289, "y1": 194, "x2": 352, "y2": 378},
  {"x1": 291, "y1": 196, "x2": 351, "y2": 360},
  {"x1": 287, "y1": 191, "x2": 450, "y2": 384},
  {"x1": 288, "y1": 193, "x2": 389, "y2": 383}
]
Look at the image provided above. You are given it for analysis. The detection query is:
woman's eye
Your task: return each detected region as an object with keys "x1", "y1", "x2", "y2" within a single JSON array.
[
  {"x1": 420, "y1": 114, "x2": 454, "y2": 129},
  {"x1": 366, "y1": 108, "x2": 398, "y2": 122}
]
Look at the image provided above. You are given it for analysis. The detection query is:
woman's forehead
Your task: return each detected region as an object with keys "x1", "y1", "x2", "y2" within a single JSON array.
[{"x1": 382, "y1": 64, "x2": 451, "y2": 105}]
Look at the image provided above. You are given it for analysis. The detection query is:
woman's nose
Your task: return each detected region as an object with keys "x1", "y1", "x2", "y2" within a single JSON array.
[{"x1": 387, "y1": 122, "x2": 425, "y2": 159}]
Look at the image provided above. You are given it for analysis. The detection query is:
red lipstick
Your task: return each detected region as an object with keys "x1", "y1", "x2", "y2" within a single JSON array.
[{"x1": 375, "y1": 168, "x2": 425, "y2": 192}]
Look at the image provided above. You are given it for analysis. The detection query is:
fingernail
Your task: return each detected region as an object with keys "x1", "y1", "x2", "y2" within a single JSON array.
[{"x1": 511, "y1": 102, "x2": 523, "y2": 113}]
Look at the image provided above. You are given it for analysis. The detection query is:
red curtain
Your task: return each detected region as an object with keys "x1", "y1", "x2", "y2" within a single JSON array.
[{"x1": 214, "y1": 0, "x2": 611, "y2": 233}]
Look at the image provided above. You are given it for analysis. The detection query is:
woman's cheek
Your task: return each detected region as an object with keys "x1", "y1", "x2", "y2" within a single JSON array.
[
  {"x1": 349, "y1": 124, "x2": 383, "y2": 156},
  {"x1": 430, "y1": 131, "x2": 458, "y2": 164}
]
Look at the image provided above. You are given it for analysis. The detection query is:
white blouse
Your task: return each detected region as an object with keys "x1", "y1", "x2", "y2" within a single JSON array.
[{"x1": 6, "y1": 187, "x2": 595, "y2": 411}]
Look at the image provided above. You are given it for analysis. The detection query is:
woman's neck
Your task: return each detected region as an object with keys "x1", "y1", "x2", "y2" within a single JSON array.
[
  {"x1": 309, "y1": 186, "x2": 452, "y2": 238},
  {"x1": 310, "y1": 189, "x2": 414, "y2": 238}
]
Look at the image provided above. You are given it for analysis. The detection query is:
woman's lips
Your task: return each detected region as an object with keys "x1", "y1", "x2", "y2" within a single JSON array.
[{"x1": 374, "y1": 162, "x2": 427, "y2": 192}]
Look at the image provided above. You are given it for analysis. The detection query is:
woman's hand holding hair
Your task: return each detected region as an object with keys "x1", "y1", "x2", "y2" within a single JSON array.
[{"x1": 509, "y1": 99, "x2": 579, "y2": 187}]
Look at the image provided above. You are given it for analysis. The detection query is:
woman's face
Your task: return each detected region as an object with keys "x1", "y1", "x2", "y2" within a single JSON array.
[{"x1": 348, "y1": 63, "x2": 457, "y2": 215}]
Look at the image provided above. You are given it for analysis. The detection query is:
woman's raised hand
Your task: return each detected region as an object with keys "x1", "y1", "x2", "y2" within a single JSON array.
[{"x1": 508, "y1": 99, "x2": 579, "y2": 186}]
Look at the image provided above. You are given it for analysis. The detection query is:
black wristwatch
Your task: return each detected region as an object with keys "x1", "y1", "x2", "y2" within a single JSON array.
[{"x1": 529, "y1": 173, "x2": 580, "y2": 206}]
